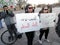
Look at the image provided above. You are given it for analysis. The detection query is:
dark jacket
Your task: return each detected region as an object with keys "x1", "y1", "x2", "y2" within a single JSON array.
[
  {"x1": 55, "y1": 13, "x2": 60, "y2": 37},
  {"x1": 1, "y1": 10, "x2": 16, "y2": 25},
  {"x1": 0, "y1": 12, "x2": 2, "y2": 20},
  {"x1": 57, "y1": 13, "x2": 60, "y2": 24}
]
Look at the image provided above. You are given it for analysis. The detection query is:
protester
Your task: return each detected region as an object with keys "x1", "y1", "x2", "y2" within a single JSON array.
[
  {"x1": 0, "y1": 12, "x2": 3, "y2": 29},
  {"x1": 55, "y1": 13, "x2": 60, "y2": 37},
  {"x1": 25, "y1": 4, "x2": 35, "y2": 45},
  {"x1": 38, "y1": 5, "x2": 52, "y2": 44},
  {"x1": 1, "y1": 5, "x2": 22, "y2": 41}
]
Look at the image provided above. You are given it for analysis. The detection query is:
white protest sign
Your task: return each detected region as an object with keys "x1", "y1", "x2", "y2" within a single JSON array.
[
  {"x1": 15, "y1": 13, "x2": 40, "y2": 33},
  {"x1": 39, "y1": 13, "x2": 57, "y2": 28},
  {"x1": 15, "y1": 13, "x2": 57, "y2": 33}
]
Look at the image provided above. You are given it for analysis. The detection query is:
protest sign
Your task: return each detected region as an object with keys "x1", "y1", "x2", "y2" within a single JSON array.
[
  {"x1": 15, "y1": 13, "x2": 57, "y2": 33},
  {"x1": 39, "y1": 13, "x2": 57, "y2": 28},
  {"x1": 15, "y1": 13, "x2": 40, "y2": 33}
]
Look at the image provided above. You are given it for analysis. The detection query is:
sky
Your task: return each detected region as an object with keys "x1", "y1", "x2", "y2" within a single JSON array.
[{"x1": 27, "y1": 0, "x2": 59, "y2": 5}]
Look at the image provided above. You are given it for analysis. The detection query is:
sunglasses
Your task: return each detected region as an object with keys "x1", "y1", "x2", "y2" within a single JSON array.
[
  {"x1": 44, "y1": 9, "x2": 48, "y2": 10},
  {"x1": 28, "y1": 7, "x2": 33, "y2": 9}
]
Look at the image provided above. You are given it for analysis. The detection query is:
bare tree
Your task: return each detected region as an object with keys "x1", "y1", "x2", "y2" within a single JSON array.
[{"x1": 17, "y1": 0, "x2": 27, "y2": 9}]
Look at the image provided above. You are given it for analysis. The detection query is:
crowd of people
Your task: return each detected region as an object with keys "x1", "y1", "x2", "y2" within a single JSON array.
[{"x1": 0, "y1": 4, "x2": 60, "y2": 45}]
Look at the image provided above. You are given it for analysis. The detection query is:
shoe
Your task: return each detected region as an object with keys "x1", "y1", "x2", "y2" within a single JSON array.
[
  {"x1": 17, "y1": 33, "x2": 22, "y2": 39},
  {"x1": 38, "y1": 40, "x2": 42, "y2": 44},
  {"x1": 44, "y1": 39, "x2": 50, "y2": 42},
  {"x1": 8, "y1": 36, "x2": 14, "y2": 42},
  {"x1": 17, "y1": 34, "x2": 22, "y2": 39},
  {"x1": 8, "y1": 36, "x2": 11, "y2": 42}
]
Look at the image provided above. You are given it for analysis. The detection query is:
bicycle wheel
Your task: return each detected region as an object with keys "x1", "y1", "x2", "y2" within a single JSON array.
[{"x1": 1, "y1": 30, "x2": 17, "y2": 45}]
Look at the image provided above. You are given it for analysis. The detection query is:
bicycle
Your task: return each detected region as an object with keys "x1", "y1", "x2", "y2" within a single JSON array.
[{"x1": 1, "y1": 30, "x2": 17, "y2": 45}]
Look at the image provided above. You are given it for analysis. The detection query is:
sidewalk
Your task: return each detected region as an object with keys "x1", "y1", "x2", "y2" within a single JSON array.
[{"x1": 0, "y1": 22, "x2": 60, "y2": 45}]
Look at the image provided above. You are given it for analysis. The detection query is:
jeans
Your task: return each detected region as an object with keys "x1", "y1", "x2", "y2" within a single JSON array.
[{"x1": 0, "y1": 20, "x2": 3, "y2": 28}]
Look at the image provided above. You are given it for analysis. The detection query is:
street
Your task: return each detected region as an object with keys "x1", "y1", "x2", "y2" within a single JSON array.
[{"x1": 0, "y1": 8, "x2": 60, "y2": 45}]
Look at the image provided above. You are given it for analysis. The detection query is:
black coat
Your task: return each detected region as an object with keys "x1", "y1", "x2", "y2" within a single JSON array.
[
  {"x1": 1, "y1": 10, "x2": 15, "y2": 25},
  {"x1": 0, "y1": 12, "x2": 2, "y2": 20},
  {"x1": 55, "y1": 13, "x2": 60, "y2": 37}
]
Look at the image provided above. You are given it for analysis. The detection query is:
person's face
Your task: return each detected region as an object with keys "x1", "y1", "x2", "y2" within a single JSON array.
[
  {"x1": 48, "y1": 8, "x2": 51, "y2": 13},
  {"x1": 43, "y1": 7, "x2": 49, "y2": 13},
  {"x1": 28, "y1": 6, "x2": 33, "y2": 13},
  {"x1": 3, "y1": 7, "x2": 8, "y2": 11}
]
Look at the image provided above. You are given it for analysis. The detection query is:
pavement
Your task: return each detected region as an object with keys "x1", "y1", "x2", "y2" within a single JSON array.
[
  {"x1": 0, "y1": 24, "x2": 60, "y2": 45},
  {"x1": 0, "y1": 8, "x2": 60, "y2": 45}
]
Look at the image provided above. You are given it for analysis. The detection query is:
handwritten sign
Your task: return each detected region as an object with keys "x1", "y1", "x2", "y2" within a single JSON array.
[
  {"x1": 15, "y1": 13, "x2": 57, "y2": 33},
  {"x1": 39, "y1": 13, "x2": 57, "y2": 28},
  {"x1": 15, "y1": 13, "x2": 40, "y2": 33}
]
